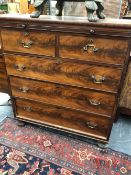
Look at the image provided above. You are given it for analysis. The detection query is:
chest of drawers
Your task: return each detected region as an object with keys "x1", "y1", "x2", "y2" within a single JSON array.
[{"x1": 0, "y1": 15, "x2": 131, "y2": 144}]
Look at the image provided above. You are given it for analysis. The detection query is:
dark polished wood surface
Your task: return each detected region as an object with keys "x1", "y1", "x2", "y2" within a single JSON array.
[
  {"x1": 1, "y1": 30, "x2": 55, "y2": 57},
  {"x1": 15, "y1": 97, "x2": 111, "y2": 141},
  {"x1": 10, "y1": 76, "x2": 116, "y2": 117},
  {"x1": 59, "y1": 35, "x2": 128, "y2": 65},
  {"x1": 0, "y1": 14, "x2": 131, "y2": 143},
  {"x1": 5, "y1": 54, "x2": 122, "y2": 93},
  {"x1": 0, "y1": 14, "x2": 131, "y2": 28}
]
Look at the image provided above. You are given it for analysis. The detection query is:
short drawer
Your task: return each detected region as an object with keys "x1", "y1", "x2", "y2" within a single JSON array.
[
  {"x1": 15, "y1": 98, "x2": 112, "y2": 140},
  {"x1": 1, "y1": 30, "x2": 55, "y2": 57},
  {"x1": 59, "y1": 35, "x2": 128, "y2": 66},
  {"x1": 5, "y1": 54, "x2": 122, "y2": 93},
  {"x1": 10, "y1": 76, "x2": 116, "y2": 117}
]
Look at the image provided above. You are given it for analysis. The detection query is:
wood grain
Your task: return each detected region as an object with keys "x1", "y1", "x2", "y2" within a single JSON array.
[
  {"x1": 1, "y1": 30, "x2": 55, "y2": 57},
  {"x1": 15, "y1": 97, "x2": 112, "y2": 140},
  {"x1": 59, "y1": 35, "x2": 128, "y2": 65},
  {"x1": 0, "y1": 15, "x2": 130, "y2": 143},
  {"x1": 10, "y1": 76, "x2": 116, "y2": 117},
  {"x1": 5, "y1": 54, "x2": 122, "y2": 93}
]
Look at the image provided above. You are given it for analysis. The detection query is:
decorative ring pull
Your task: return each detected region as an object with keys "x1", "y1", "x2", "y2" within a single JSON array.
[
  {"x1": 86, "y1": 121, "x2": 97, "y2": 129},
  {"x1": 20, "y1": 40, "x2": 34, "y2": 49},
  {"x1": 83, "y1": 39, "x2": 98, "y2": 53},
  {"x1": 18, "y1": 87, "x2": 29, "y2": 93},
  {"x1": 91, "y1": 75, "x2": 105, "y2": 84},
  {"x1": 14, "y1": 64, "x2": 26, "y2": 72},
  {"x1": 23, "y1": 107, "x2": 32, "y2": 112},
  {"x1": 89, "y1": 99, "x2": 101, "y2": 106}
]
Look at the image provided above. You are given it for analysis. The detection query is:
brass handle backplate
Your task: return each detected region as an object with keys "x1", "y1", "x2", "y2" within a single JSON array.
[
  {"x1": 83, "y1": 39, "x2": 98, "y2": 53},
  {"x1": 86, "y1": 121, "x2": 97, "y2": 129},
  {"x1": 18, "y1": 87, "x2": 29, "y2": 93},
  {"x1": 23, "y1": 106, "x2": 32, "y2": 112},
  {"x1": 89, "y1": 99, "x2": 101, "y2": 106},
  {"x1": 14, "y1": 64, "x2": 26, "y2": 72},
  {"x1": 91, "y1": 75, "x2": 105, "y2": 84},
  {"x1": 20, "y1": 40, "x2": 34, "y2": 49}
]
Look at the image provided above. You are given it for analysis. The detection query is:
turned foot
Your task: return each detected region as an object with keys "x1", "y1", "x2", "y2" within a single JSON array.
[{"x1": 97, "y1": 142, "x2": 108, "y2": 149}]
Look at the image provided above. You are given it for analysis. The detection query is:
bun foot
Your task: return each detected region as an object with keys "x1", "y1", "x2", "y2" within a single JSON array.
[{"x1": 16, "y1": 120, "x2": 26, "y2": 127}]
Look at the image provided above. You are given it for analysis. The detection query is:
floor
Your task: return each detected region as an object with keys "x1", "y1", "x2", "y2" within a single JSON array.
[{"x1": 0, "y1": 93, "x2": 131, "y2": 156}]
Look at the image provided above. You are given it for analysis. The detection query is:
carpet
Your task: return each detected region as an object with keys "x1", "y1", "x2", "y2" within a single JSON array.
[{"x1": 0, "y1": 118, "x2": 131, "y2": 175}]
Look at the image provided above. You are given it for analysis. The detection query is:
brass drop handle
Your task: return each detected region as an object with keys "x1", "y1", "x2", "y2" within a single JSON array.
[
  {"x1": 14, "y1": 64, "x2": 26, "y2": 71},
  {"x1": 83, "y1": 39, "x2": 98, "y2": 53},
  {"x1": 23, "y1": 106, "x2": 32, "y2": 112},
  {"x1": 20, "y1": 40, "x2": 34, "y2": 49},
  {"x1": 89, "y1": 99, "x2": 101, "y2": 106},
  {"x1": 91, "y1": 75, "x2": 105, "y2": 84},
  {"x1": 86, "y1": 121, "x2": 97, "y2": 129},
  {"x1": 18, "y1": 87, "x2": 29, "y2": 93}
]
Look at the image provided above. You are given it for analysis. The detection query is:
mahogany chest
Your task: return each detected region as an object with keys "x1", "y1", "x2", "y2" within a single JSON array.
[{"x1": 0, "y1": 15, "x2": 131, "y2": 144}]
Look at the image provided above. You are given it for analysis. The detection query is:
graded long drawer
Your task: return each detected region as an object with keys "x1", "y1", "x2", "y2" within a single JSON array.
[
  {"x1": 10, "y1": 76, "x2": 116, "y2": 117},
  {"x1": 15, "y1": 98, "x2": 112, "y2": 141},
  {"x1": 1, "y1": 30, "x2": 55, "y2": 57},
  {"x1": 59, "y1": 35, "x2": 128, "y2": 65},
  {"x1": 5, "y1": 54, "x2": 122, "y2": 93}
]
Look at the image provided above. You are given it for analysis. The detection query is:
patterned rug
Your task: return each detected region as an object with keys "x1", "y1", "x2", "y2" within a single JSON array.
[{"x1": 0, "y1": 118, "x2": 131, "y2": 175}]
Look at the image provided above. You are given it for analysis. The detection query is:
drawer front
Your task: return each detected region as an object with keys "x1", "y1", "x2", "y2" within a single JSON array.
[
  {"x1": 0, "y1": 62, "x2": 8, "y2": 93},
  {"x1": 10, "y1": 76, "x2": 116, "y2": 116},
  {"x1": 15, "y1": 98, "x2": 112, "y2": 140},
  {"x1": 59, "y1": 35, "x2": 128, "y2": 65},
  {"x1": 1, "y1": 30, "x2": 55, "y2": 57},
  {"x1": 5, "y1": 54, "x2": 122, "y2": 93}
]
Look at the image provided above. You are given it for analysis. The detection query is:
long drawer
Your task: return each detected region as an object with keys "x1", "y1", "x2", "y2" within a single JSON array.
[
  {"x1": 5, "y1": 54, "x2": 122, "y2": 93},
  {"x1": 59, "y1": 35, "x2": 128, "y2": 65},
  {"x1": 1, "y1": 30, "x2": 55, "y2": 57},
  {"x1": 15, "y1": 98, "x2": 112, "y2": 141},
  {"x1": 10, "y1": 76, "x2": 116, "y2": 117}
]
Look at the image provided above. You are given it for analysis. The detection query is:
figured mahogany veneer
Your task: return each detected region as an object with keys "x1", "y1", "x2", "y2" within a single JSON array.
[
  {"x1": 15, "y1": 98, "x2": 112, "y2": 141},
  {"x1": 5, "y1": 54, "x2": 122, "y2": 93},
  {"x1": 59, "y1": 35, "x2": 128, "y2": 65},
  {"x1": 0, "y1": 15, "x2": 131, "y2": 143},
  {"x1": 1, "y1": 30, "x2": 55, "y2": 57},
  {"x1": 10, "y1": 76, "x2": 116, "y2": 116}
]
